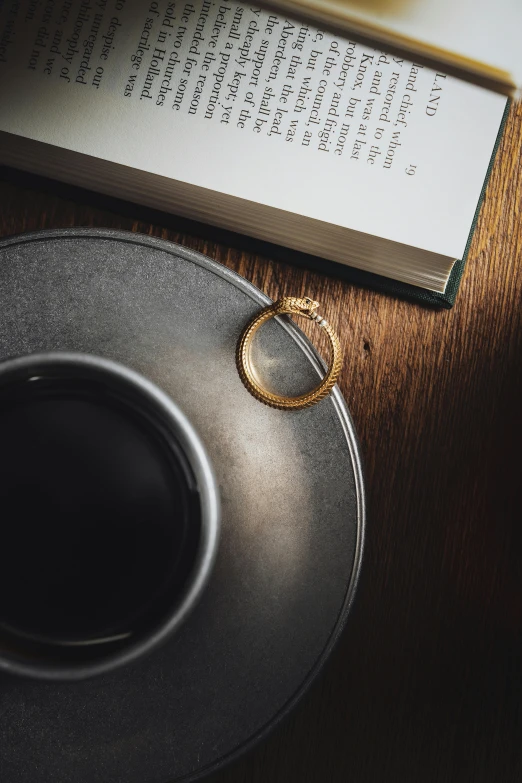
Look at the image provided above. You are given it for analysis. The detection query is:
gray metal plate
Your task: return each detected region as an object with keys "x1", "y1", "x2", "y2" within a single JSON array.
[{"x1": 0, "y1": 229, "x2": 364, "y2": 783}]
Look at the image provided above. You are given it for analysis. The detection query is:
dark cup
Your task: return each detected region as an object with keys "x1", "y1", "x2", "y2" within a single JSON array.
[{"x1": 0, "y1": 352, "x2": 220, "y2": 680}]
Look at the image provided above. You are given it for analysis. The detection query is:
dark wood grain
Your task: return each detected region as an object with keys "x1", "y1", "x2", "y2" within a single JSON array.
[{"x1": 1, "y1": 99, "x2": 522, "y2": 783}]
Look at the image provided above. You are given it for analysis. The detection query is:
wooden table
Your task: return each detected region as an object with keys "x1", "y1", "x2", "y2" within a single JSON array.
[{"x1": 1, "y1": 99, "x2": 521, "y2": 783}]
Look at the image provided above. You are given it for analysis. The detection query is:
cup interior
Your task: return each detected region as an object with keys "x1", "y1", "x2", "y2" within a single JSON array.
[{"x1": 0, "y1": 353, "x2": 219, "y2": 679}]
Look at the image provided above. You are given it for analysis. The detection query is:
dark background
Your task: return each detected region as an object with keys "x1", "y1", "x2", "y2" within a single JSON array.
[{"x1": 1, "y1": 98, "x2": 521, "y2": 782}]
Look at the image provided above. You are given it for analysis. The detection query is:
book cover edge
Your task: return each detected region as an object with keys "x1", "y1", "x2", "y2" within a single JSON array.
[{"x1": 310, "y1": 97, "x2": 511, "y2": 309}]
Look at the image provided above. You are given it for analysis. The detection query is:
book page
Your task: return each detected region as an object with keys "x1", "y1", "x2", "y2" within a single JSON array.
[
  {"x1": 265, "y1": 0, "x2": 522, "y2": 92},
  {"x1": 0, "y1": 0, "x2": 507, "y2": 259}
]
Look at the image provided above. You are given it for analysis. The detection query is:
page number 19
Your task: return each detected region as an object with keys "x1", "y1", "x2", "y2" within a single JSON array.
[{"x1": 405, "y1": 164, "x2": 417, "y2": 176}]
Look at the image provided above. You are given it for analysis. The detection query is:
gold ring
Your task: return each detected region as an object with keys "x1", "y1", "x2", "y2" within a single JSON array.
[{"x1": 236, "y1": 297, "x2": 343, "y2": 410}]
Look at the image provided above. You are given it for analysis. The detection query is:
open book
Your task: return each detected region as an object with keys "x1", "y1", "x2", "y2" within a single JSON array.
[{"x1": 0, "y1": 0, "x2": 508, "y2": 303}]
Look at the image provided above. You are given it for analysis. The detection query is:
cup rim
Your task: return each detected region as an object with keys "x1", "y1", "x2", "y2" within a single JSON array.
[{"x1": 0, "y1": 351, "x2": 220, "y2": 681}]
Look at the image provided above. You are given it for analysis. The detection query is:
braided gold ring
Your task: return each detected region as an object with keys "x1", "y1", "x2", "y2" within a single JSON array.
[{"x1": 236, "y1": 297, "x2": 343, "y2": 410}]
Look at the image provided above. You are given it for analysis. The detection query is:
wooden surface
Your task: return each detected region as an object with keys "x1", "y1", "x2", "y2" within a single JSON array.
[{"x1": 1, "y1": 99, "x2": 522, "y2": 783}]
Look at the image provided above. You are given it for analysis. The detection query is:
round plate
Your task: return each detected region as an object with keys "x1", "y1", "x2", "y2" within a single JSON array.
[{"x1": 0, "y1": 229, "x2": 364, "y2": 783}]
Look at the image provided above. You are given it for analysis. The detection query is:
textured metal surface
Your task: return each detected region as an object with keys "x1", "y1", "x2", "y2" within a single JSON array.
[{"x1": 0, "y1": 229, "x2": 364, "y2": 783}]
